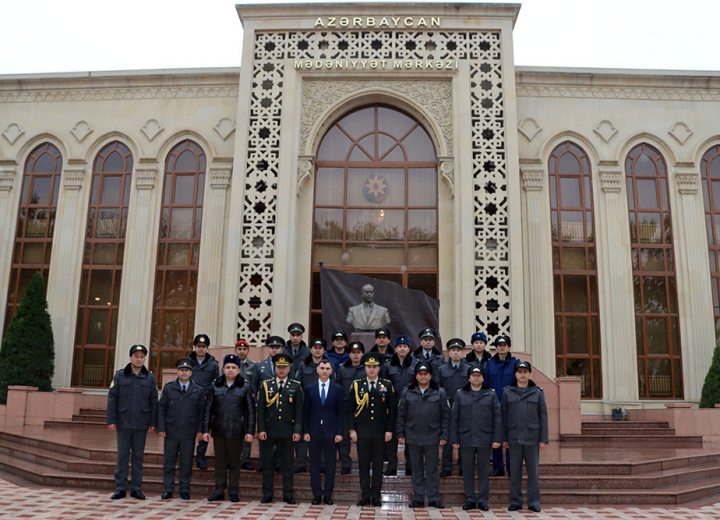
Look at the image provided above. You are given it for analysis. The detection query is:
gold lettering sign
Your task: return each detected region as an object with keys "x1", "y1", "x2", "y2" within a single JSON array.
[
  {"x1": 294, "y1": 59, "x2": 459, "y2": 71},
  {"x1": 314, "y1": 16, "x2": 440, "y2": 28}
]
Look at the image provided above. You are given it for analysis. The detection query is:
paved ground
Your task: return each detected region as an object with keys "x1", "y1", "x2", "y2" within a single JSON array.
[{"x1": 2, "y1": 478, "x2": 720, "y2": 520}]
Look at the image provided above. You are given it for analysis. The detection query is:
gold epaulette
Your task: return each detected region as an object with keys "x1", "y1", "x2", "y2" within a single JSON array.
[
  {"x1": 263, "y1": 380, "x2": 281, "y2": 408},
  {"x1": 353, "y1": 380, "x2": 369, "y2": 418}
]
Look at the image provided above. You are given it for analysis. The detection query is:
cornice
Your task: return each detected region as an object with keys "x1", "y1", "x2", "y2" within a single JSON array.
[
  {"x1": 0, "y1": 85, "x2": 239, "y2": 104},
  {"x1": 516, "y1": 85, "x2": 720, "y2": 101}
]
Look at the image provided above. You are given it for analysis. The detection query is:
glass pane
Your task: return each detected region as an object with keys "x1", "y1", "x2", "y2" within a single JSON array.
[
  {"x1": 96, "y1": 209, "x2": 119, "y2": 238},
  {"x1": 673, "y1": 360, "x2": 682, "y2": 399},
  {"x1": 593, "y1": 359, "x2": 601, "y2": 397},
  {"x1": 549, "y1": 176, "x2": 557, "y2": 207},
  {"x1": 26, "y1": 208, "x2": 48, "y2": 238},
  {"x1": 634, "y1": 153, "x2": 658, "y2": 177},
  {"x1": 584, "y1": 176, "x2": 592, "y2": 207},
  {"x1": 647, "y1": 359, "x2": 672, "y2": 398},
  {"x1": 566, "y1": 359, "x2": 591, "y2": 397},
  {"x1": 635, "y1": 316, "x2": 644, "y2": 356},
  {"x1": 714, "y1": 181, "x2": 720, "y2": 211},
  {"x1": 92, "y1": 243, "x2": 116, "y2": 265},
  {"x1": 557, "y1": 153, "x2": 581, "y2": 174},
  {"x1": 643, "y1": 276, "x2": 668, "y2": 314},
  {"x1": 167, "y1": 243, "x2": 191, "y2": 266},
  {"x1": 559, "y1": 211, "x2": 584, "y2": 242},
  {"x1": 638, "y1": 358, "x2": 646, "y2": 397},
  {"x1": 591, "y1": 316, "x2": 599, "y2": 355},
  {"x1": 636, "y1": 179, "x2": 659, "y2": 209},
  {"x1": 162, "y1": 311, "x2": 185, "y2": 348},
  {"x1": 660, "y1": 178, "x2": 669, "y2": 210},
  {"x1": 21, "y1": 243, "x2": 44, "y2": 264},
  {"x1": 377, "y1": 107, "x2": 414, "y2": 140},
  {"x1": 555, "y1": 316, "x2": 563, "y2": 355},
  {"x1": 175, "y1": 150, "x2": 198, "y2": 172},
  {"x1": 163, "y1": 174, "x2": 172, "y2": 204},
  {"x1": 318, "y1": 126, "x2": 354, "y2": 161},
  {"x1": 51, "y1": 178, "x2": 60, "y2": 205},
  {"x1": 315, "y1": 168, "x2": 345, "y2": 205},
  {"x1": 710, "y1": 251, "x2": 717, "y2": 274},
  {"x1": 346, "y1": 209, "x2": 404, "y2": 241},
  {"x1": 552, "y1": 247, "x2": 560, "y2": 269},
  {"x1": 563, "y1": 275, "x2": 588, "y2": 313},
  {"x1": 633, "y1": 276, "x2": 642, "y2": 313},
  {"x1": 196, "y1": 174, "x2": 205, "y2": 205},
  {"x1": 349, "y1": 145, "x2": 372, "y2": 162},
  {"x1": 100, "y1": 176, "x2": 122, "y2": 205},
  {"x1": 566, "y1": 317, "x2": 589, "y2": 354},
  {"x1": 561, "y1": 248, "x2": 586, "y2": 270},
  {"x1": 408, "y1": 245, "x2": 437, "y2": 267},
  {"x1": 632, "y1": 248, "x2": 640, "y2": 271},
  {"x1": 113, "y1": 272, "x2": 122, "y2": 306},
  {"x1": 378, "y1": 133, "x2": 399, "y2": 159},
  {"x1": 637, "y1": 213, "x2": 662, "y2": 244},
  {"x1": 401, "y1": 126, "x2": 435, "y2": 161},
  {"x1": 358, "y1": 135, "x2": 376, "y2": 159},
  {"x1": 75, "y1": 312, "x2": 84, "y2": 345},
  {"x1": 81, "y1": 349, "x2": 107, "y2": 386},
  {"x1": 347, "y1": 168, "x2": 404, "y2": 207},
  {"x1": 193, "y1": 208, "x2": 202, "y2": 239},
  {"x1": 560, "y1": 177, "x2": 582, "y2": 207},
  {"x1": 408, "y1": 210, "x2": 437, "y2": 241},
  {"x1": 629, "y1": 212, "x2": 637, "y2": 243},
  {"x1": 31, "y1": 177, "x2": 51, "y2": 204},
  {"x1": 589, "y1": 275, "x2": 598, "y2": 313},
  {"x1": 640, "y1": 248, "x2": 664, "y2": 271},
  {"x1": 554, "y1": 275, "x2": 561, "y2": 313},
  {"x1": 174, "y1": 175, "x2": 195, "y2": 204},
  {"x1": 314, "y1": 208, "x2": 343, "y2": 240},
  {"x1": 312, "y1": 271, "x2": 322, "y2": 309},
  {"x1": 191, "y1": 244, "x2": 199, "y2": 266},
  {"x1": 339, "y1": 107, "x2": 375, "y2": 140},
  {"x1": 102, "y1": 151, "x2": 125, "y2": 172},
  {"x1": 345, "y1": 244, "x2": 404, "y2": 266},
  {"x1": 189, "y1": 272, "x2": 197, "y2": 308},
  {"x1": 407, "y1": 273, "x2": 437, "y2": 298},
  {"x1": 86, "y1": 310, "x2": 109, "y2": 344},
  {"x1": 110, "y1": 308, "x2": 118, "y2": 346},
  {"x1": 551, "y1": 211, "x2": 559, "y2": 241},
  {"x1": 123, "y1": 175, "x2": 131, "y2": 205},
  {"x1": 646, "y1": 317, "x2": 669, "y2": 355},
  {"x1": 88, "y1": 270, "x2": 113, "y2": 305},
  {"x1": 671, "y1": 317, "x2": 679, "y2": 356},
  {"x1": 626, "y1": 178, "x2": 635, "y2": 209},
  {"x1": 164, "y1": 271, "x2": 189, "y2": 307},
  {"x1": 408, "y1": 168, "x2": 437, "y2": 206},
  {"x1": 313, "y1": 244, "x2": 343, "y2": 266},
  {"x1": 382, "y1": 144, "x2": 405, "y2": 162},
  {"x1": 169, "y1": 208, "x2": 194, "y2": 239}
]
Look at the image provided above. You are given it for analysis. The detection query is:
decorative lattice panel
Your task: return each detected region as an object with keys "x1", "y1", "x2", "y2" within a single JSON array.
[{"x1": 238, "y1": 29, "x2": 509, "y2": 343}]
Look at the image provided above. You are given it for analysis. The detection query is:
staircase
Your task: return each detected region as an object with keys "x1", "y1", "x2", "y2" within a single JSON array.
[{"x1": 1, "y1": 415, "x2": 719, "y2": 505}]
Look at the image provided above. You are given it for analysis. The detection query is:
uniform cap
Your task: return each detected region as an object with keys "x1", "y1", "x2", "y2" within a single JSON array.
[
  {"x1": 235, "y1": 339, "x2": 250, "y2": 349},
  {"x1": 419, "y1": 327, "x2": 436, "y2": 339},
  {"x1": 361, "y1": 352, "x2": 382, "y2": 366},
  {"x1": 394, "y1": 335, "x2": 412, "y2": 347},
  {"x1": 471, "y1": 332, "x2": 488, "y2": 344},
  {"x1": 374, "y1": 327, "x2": 391, "y2": 339},
  {"x1": 312, "y1": 338, "x2": 327, "y2": 348},
  {"x1": 175, "y1": 357, "x2": 195, "y2": 370},
  {"x1": 193, "y1": 334, "x2": 210, "y2": 346},
  {"x1": 446, "y1": 338, "x2": 466, "y2": 350},
  {"x1": 287, "y1": 323, "x2": 305, "y2": 334},
  {"x1": 492, "y1": 335, "x2": 511, "y2": 348},
  {"x1": 223, "y1": 354, "x2": 241, "y2": 367},
  {"x1": 266, "y1": 335, "x2": 285, "y2": 347},
  {"x1": 515, "y1": 361, "x2": 532, "y2": 373},
  {"x1": 349, "y1": 341, "x2": 365, "y2": 352},
  {"x1": 332, "y1": 331, "x2": 348, "y2": 341},
  {"x1": 129, "y1": 344, "x2": 148, "y2": 356},
  {"x1": 415, "y1": 363, "x2": 433, "y2": 375},
  {"x1": 467, "y1": 366, "x2": 484, "y2": 377},
  {"x1": 272, "y1": 353, "x2": 293, "y2": 367}
]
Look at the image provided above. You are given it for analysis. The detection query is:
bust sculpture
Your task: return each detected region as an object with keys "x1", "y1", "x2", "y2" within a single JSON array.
[{"x1": 346, "y1": 284, "x2": 391, "y2": 332}]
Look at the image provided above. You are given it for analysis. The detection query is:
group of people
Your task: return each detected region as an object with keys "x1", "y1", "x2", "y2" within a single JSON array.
[{"x1": 106, "y1": 324, "x2": 548, "y2": 512}]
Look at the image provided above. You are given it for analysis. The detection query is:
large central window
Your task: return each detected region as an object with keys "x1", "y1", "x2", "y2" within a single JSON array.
[{"x1": 310, "y1": 104, "x2": 438, "y2": 337}]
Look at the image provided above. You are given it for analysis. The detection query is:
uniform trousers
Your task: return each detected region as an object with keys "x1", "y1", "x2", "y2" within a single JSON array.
[
  {"x1": 114, "y1": 428, "x2": 148, "y2": 492},
  {"x1": 508, "y1": 444, "x2": 540, "y2": 508},
  {"x1": 294, "y1": 439, "x2": 308, "y2": 470},
  {"x1": 441, "y1": 443, "x2": 462, "y2": 472},
  {"x1": 338, "y1": 421, "x2": 352, "y2": 471},
  {"x1": 162, "y1": 437, "x2": 196, "y2": 493},
  {"x1": 241, "y1": 439, "x2": 252, "y2": 466},
  {"x1": 258, "y1": 439, "x2": 282, "y2": 471},
  {"x1": 263, "y1": 437, "x2": 294, "y2": 500},
  {"x1": 384, "y1": 436, "x2": 398, "y2": 473},
  {"x1": 460, "y1": 446, "x2": 492, "y2": 505},
  {"x1": 212, "y1": 437, "x2": 243, "y2": 495},
  {"x1": 492, "y1": 445, "x2": 510, "y2": 472},
  {"x1": 407, "y1": 444, "x2": 440, "y2": 503},
  {"x1": 196, "y1": 438, "x2": 209, "y2": 466},
  {"x1": 309, "y1": 426, "x2": 337, "y2": 498},
  {"x1": 357, "y1": 437, "x2": 384, "y2": 500}
]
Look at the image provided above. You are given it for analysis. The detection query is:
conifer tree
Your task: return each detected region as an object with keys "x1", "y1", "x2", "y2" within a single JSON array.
[
  {"x1": 700, "y1": 344, "x2": 720, "y2": 408},
  {"x1": 0, "y1": 273, "x2": 55, "y2": 404}
]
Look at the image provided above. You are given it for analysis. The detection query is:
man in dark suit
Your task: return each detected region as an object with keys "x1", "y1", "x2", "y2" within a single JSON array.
[
  {"x1": 157, "y1": 357, "x2": 205, "y2": 500},
  {"x1": 303, "y1": 358, "x2": 345, "y2": 505}
]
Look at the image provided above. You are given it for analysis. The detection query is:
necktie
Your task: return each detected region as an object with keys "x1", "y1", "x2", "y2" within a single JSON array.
[
  {"x1": 426, "y1": 352, "x2": 430, "y2": 360},
  {"x1": 279, "y1": 380, "x2": 284, "y2": 392},
  {"x1": 321, "y1": 383, "x2": 326, "y2": 405},
  {"x1": 293, "y1": 349, "x2": 298, "y2": 357},
  {"x1": 182, "y1": 384, "x2": 186, "y2": 394},
  {"x1": 370, "y1": 381, "x2": 375, "y2": 392}
]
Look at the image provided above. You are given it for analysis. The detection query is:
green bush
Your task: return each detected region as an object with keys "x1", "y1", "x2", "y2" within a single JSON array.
[
  {"x1": 0, "y1": 273, "x2": 55, "y2": 404},
  {"x1": 700, "y1": 343, "x2": 720, "y2": 408}
]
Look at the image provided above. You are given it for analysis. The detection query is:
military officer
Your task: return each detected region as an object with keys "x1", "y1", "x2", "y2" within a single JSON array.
[
  {"x1": 465, "y1": 332, "x2": 492, "y2": 371},
  {"x1": 251, "y1": 336, "x2": 285, "y2": 473},
  {"x1": 437, "y1": 338, "x2": 471, "y2": 477},
  {"x1": 450, "y1": 366, "x2": 502, "y2": 511},
  {"x1": 189, "y1": 333, "x2": 219, "y2": 470},
  {"x1": 235, "y1": 339, "x2": 257, "y2": 471},
  {"x1": 296, "y1": 338, "x2": 332, "y2": 388},
  {"x1": 336, "y1": 341, "x2": 366, "y2": 474},
  {"x1": 369, "y1": 327, "x2": 394, "y2": 365},
  {"x1": 326, "y1": 330, "x2": 349, "y2": 372},
  {"x1": 347, "y1": 352, "x2": 397, "y2": 507},
  {"x1": 412, "y1": 328, "x2": 446, "y2": 379},
  {"x1": 396, "y1": 362, "x2": 450, "y2": 509},
  {"x1": 107, "y1": 344, "x2": 158, "y2": 500},
  {"x1": 502, "y1": 361, "x2": 548, "y2": 513},
  {"x1": 284, "y1": 322, "x2": 311, "y2": 365},
  {"x1": 157, "y1": 357, "x2": 205, "y2": 500},
  {"x1": 257, "y1": 353, "x2": 304, "y2": 504}
]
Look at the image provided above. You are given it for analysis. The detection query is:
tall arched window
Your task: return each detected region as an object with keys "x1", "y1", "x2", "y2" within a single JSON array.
[
  {"x1": 311, "y1": 104, "x2": 438, "y2": 337},
  {"x1": 150, "y1": 140, "x2": 205, "y2": 384},
  {"x1": 626, "y1": 144, "x2": 682, "y2": 399},
  {"x1": 701, "y1": 146, "x2": 720, "y2": 343},
  {"x1": 72, "y1": 142, "x2": 132, "y2": 387},
  {"x1": 549, "y1": 142, "x2": 601, "y2": 398},
  {"x1": 4, "y1": 143, "x2": 62, "y2": 334}
]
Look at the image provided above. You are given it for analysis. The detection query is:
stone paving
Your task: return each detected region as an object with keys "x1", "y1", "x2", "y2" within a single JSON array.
[{"x1": 2, "y1": 478, "x2": 720, "y2": 520}]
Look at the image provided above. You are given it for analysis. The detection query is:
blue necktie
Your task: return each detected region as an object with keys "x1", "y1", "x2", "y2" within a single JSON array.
[{"x1": 321, "y1": 383, "x2": 326, "y2": 406}]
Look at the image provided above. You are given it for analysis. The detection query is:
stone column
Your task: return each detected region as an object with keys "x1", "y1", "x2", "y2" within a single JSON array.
[
  {"x1": 47, "y1": 164, "x2": 87, "y2": 388},
  {"x1": 673, "y1": 169, "x2": 716, "y2": 401},
  {"x1": 114, "y1": 163, "x2": 158, "y2": 371},
  {"x1": 0, "y1": 164, "x2": 18, "y2": 341},
  {"x1": 194, "y1": 163, "x2": 232, "y2": 342},
  {"x1": 521, "y1": 166, "x2": 555, "y2": 375},
  {"x1": 596, "y1": 169, "x2": 637, "y2": 402}
]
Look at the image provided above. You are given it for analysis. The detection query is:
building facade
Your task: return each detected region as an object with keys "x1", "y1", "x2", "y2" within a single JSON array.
[{"x1": 0, "y1": 3, "x2": 716, "y2": 412}]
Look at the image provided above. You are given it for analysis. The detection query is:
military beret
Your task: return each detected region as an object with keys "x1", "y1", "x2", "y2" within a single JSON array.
[
  {"x1": 311, "y1": 338, "x2": 327, "y2": 348},
  {"x1": 332, "y1": 331, "x2": 348, "y2": 341},
  {"x1": 394, "y1": 335, "x2": 411, "y2": 347},
  {"x1": 492, "y1": 335, "x2": 511, "y2": 348},
  {"x1": 349, "y1": 341, "x2": 365, "y2": 352},
  {"x1": 287, "y1": 323, "x2": 305, "y2": 334},
  {"x1": 471, "y1": 332, "x2": 488, "y2": 344},
  {"x1": 272, "y1": 353, "x2": 293, "y2": 367},
  {"x1": 361, "y1": 352, "x2": 382, "y2": 366},
  {"x1": 375, "y1": 327, "x2": 391, "y2": 338},
  {"x1": 467, "y1": 366, "x2": 484, "y2": 378},
  {"x1": 223, "y1": 354, "x2": 241, "y2": 367},
  {"x1": 266, "y1": 335, "x2": 285, "y2": 347},
  {"x1": 415, "y1": 362, "x2": 433, "y2": 375},
  {"x1": 129, "y1": 344, "x2": 147, "y2": 356},
  {"x1": 235, "y1": 339, "x2": 250, "y2": 348},
  {"x1": 176, "y1": 357, "x2": 195, "y2": 370},
  {"x1": 515, "y1": 361, "x2": 532, "y2": 373},
  {"x1": 419, "y1": 327, "x2": 436, "y2": 339},
  {"x1": 446, "y1": 338, "x2": 466, "y2": 350},
  {"x1": 193, "y1": 333, "x2": 210, "y2": 346}
]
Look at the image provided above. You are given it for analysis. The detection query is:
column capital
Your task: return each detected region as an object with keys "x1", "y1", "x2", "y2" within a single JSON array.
[
  {"x1": 521, "y1": 167, "x2": 544, "y2": 192},
  {"x1": 210, "y1": 167, "x2": 232, "y2": 190},
  {"x1": 0, "y1": 166, "x2": 17, "y2": 192},
  {"x1": 674, "y1": 169, "x2": 699, "y2": 195},
  {"x1": 63, "y1": 167, "x2": 86, "y2": 191},
  {"x1": 135, "y1": 165, "x2": 158, "y2": 190},
  {"x1": 599, "y1": 169, "x2": 623, "y2": 193},
  {"x1": 437, "y1": 155, "x2": 455, "y2": 198},
  {"x1": 297, "y1": 154, "x2": 315, "y2": 197}
]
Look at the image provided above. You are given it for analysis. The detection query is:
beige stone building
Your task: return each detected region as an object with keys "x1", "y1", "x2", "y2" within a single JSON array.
[{"x1": 0, "y1": 3, "x2": 717, "y2": 413}]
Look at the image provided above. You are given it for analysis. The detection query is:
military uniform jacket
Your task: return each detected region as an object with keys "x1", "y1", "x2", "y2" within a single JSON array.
[
  {"x1": 251, "y1": 357, "x2": 275, "y2": 394},
  {"x1": 464, "y1": 349, "x2": 492, "y2": 372},
  {"x1": 337, "y1": 361, "x2": 366, "y2": 397},
  {"x1": 202, "y1": 376, "x2": 256, "y2": 438},
  {"x1": 257, "y1": 378, "x2": 304, "y2": 438},
  {"x1": 449, "y1": 383, "x2": 502, "y2": 447},
  {"x1": 189, "y1": 352, "x2": 220, "y2": 389},
  {"x1": 157, "y1": 379, "x2": 205, "y2": 439},
  {"x1": 501, "y1": 381, "x2": 549, "y2": 446},
  {"x1": 396, "y1": 382, "x2": 450, "y2": 445},
  {"x1": 381, "y1": 354, "x2": 417, "y2": 393},
  {"x1": 437, "y1": 360, "x2": 471, "y2": 402},
  {"x1": 412, "y1": 347, "x2": 446, "y2": 382},
  {"x1": 296, "y1": 356, "x2": 335, "y2": 389},
  {"x1": 239, "y1": 358, "x2": 256, "y2": 384},
  {"x1": 107, "y1": 364, "x2": 158, "y2": 430},
  {"x1": 485, "y1": 354, "x2": 519, "y2": 402},
  {"x1": 346, "y1": 378, "x2": 397, "y2": 439},
  {"x1": 369, "y1": 344, "x2": 395, "y2": 365},
  {"x1": 283, "y1": 341, "x2": 311, "y2": 367}
]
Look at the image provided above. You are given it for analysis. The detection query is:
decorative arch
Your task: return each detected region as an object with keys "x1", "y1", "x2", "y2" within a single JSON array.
[
  {"x1": 539, "y1": 131, "x2": 600, "y2": 169},
  {"x1": 154, "y1": 130, "x2": 216, "y2": 166},
  {"x1": 700, "y1": 144, "x2": 720, "y2": 343},
  {"x1": 13, "y1": 133, "x2": 69, "y2": 169},
  {"x1": 617, "y1": 133, "x2": 678, "y2": 169},
  {"x1": 83, "y1": 131, "x2": 140, "y2": 167}
]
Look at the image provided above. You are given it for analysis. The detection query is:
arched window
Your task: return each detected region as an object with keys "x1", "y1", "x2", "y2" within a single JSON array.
[
  {"x1": 701, "y1": 146, "x2": 720, "y2": 342},
  {"x1": 311, "y1": 104, "x2": 438, "y2": 337},
  {"x1": 549, "y1": 142, "x2": 601, "y2": 398},
  {"x1": 626, "y1": 144, "x2": 682, "y2": 399},
  {"x1": 72, "y1": 142, "x2": 132, "y2": 387},
  {"x1": 150, "y1": 140, "x2": 205, "y2": 384},
  {"x1": 4, "y1": 143, "x2": 62, "y2": 334}
]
